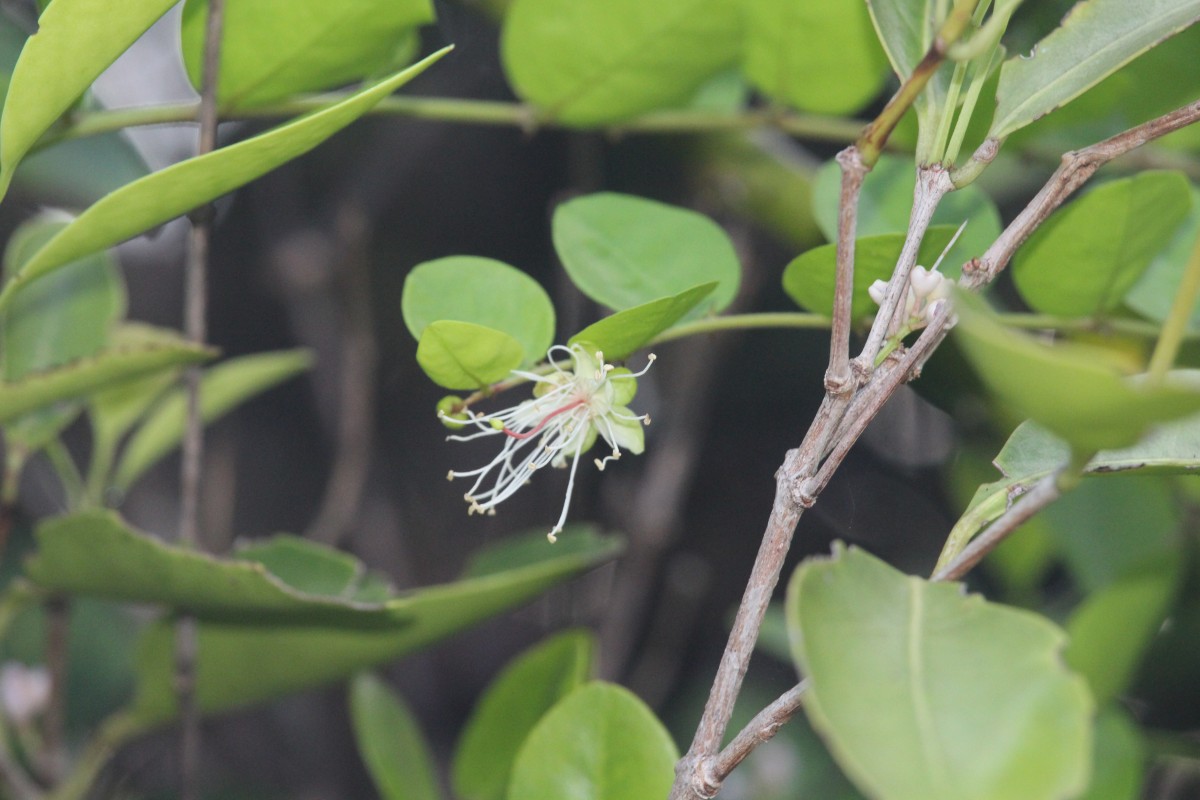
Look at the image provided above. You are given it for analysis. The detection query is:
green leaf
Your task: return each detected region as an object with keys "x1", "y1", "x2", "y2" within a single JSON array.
[
  {"x1": 501, "y1": 0, "x2": 742, "y2": 126},
  {"x1": 864, "y1": 0, "x2": 953, "y2": 149},
  {"x1": 569, "y1": 282, "x2": 716, "y2": 360},
  {"x1": 402, "y1": 256, "x2": 554, "y2": 365},
  {"x1": 415, "y1": 320, "x2": 525, "y2": 391},
  {"x1": 127, "y1": 528, "x2": 622, "y2": 725},
  {"x1": 0, "y1": 337, "x2": 213, "y2": 426},
  {"x1": 15, "y1": 128, "x2": 150, "y2": 209},
  {"x1": 0, "y1": 0, "x2": 177, "y2": 191},
  {"x1": 453, "y1": 630, "x2": 594, "y2": 800},
  {"x1": 111, "y1": 349, "x2": 313, "y2": 492},
  {"x1": 0, "y1": 47, "x2": 451, "y2": 313},
  {"x1": 990, "y1": 0, "x2": 1200, "y2": 140},
  {"x1": 812, "y1": 155, "x2": 1003, "y2": 276},
  {"x1": 743, "y1": 0, "x2": 888, "y2": 115},
  {"x1": 506, "y1": 682, "x2": 678, "y2": 800},
  {"x1": 1, "y1": 217, "x2": 124, "y2": 380},
  {"x1": 1066, "y1": 557, "x2": 1182, "y2": 705},
  {"x1": 350, "y1": 673, "x2": 442, "y2": 800},
  {"x1": 553, "y1": 192, "x2": 739, "y2": 314},
  {"x1": 940, "y1": 420, "x2": 1194, "y2": 576},
  {"x1": 1012, "y1": 171, "x2": 1192, "y2": 316},
  {"x1": 25, "y1": 510, "x2": 398, "y2": 625},
  {"x1": 180, "y1": 0, "x2": 435, "y2": 110},
  {"x1": 787, "y1": 545, "x2": 1093, "y2": 800},
  {"x1": 782, "y1": 226, "x2": 956, "y2": 319},
  {"x1": 1126, "y1": 183, "x2": 1200, "y2": 329},
  {"x1": 952, "y1": 290, "x2": 1200, "y2": 452},
  {"x1": 1078, "y1": 708, "x2": 1144, "y2": 800}
]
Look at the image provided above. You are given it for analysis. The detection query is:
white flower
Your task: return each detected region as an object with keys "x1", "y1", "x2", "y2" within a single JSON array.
[
  {"x1": 443, "y1": 344, "x2": 654, "y2": 542},
  {"x1": 870, "y1": 221, "x2": 966, "y2": 330},
  {"x1": 0, "y1": 662, "x2": 50, "y2": 725}
]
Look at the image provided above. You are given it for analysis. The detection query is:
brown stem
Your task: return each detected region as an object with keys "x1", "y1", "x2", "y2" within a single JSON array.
[
  {"x1": 826, "y1": 147, "x2": 867, "y2": 395},
  {"x1": 41, "y1": 598, "x2": 68, "y2": 783},
  {"x1": 711, "y1": 681, "x2": 808, "y2": 779},
  {"x1": 176, "y1": 2, "x2": 224, "y2": 799}
]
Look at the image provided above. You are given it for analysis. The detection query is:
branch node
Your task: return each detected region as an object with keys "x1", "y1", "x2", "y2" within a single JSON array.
[
  {"x1": 823, "y1": 368, "x2": 854, "y2": 397},
  {"x1": 695, "y1": 757, "x2": 722, "y2": 799},
  {"x1": 793, "y1": 479, "x2": 819, "y2": 509}
]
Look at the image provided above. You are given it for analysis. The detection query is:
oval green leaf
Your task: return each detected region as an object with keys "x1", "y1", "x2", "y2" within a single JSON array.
[
  {"x1": 953, "y1": 289, "x2": 1200, "y2": 452},
  {"x1": 783, "y1": 226, "x2": 956, "y2": 319},
  {"x1": 991, "y1": 0, "x2": 1200, "y2": 140},
  {"x1": 1079, "y1": 708, "x2": 1144, "y2": 800},
  {"x1": 501, "y1": 0, "x2": 742, "y2": 126},
  {"x1": 812, "y1": 155, "x2": 1003, "y2": 275},
  {"x1": 0, "y1": 47, "x2": 451, "y2": 313},
  {"x1": 1012, "y1": 171, "x2": 1192, "y2": 317},
  {"x1": 0, "y1": 0, "x2": 177, "y2": 191},
  {"x1": 180, "y1": 0, "x2": 435, "y2": 110},
  {"x1": 402, "y1": 256, "x2": 554, "y2": 364},
  {"x1": 744, "y1": 0, "x2": 888, "y2": 115},
  {"x1": 569, "y1": 282, "x2": 716, "y2": 360},
  {"x1": 350, "y1": 673, "x2": 441, "y2": 800},
  {"x1": 453, "y1": 630, "x2": 595, "y2": 800},
  {"x1": 416, "y1": 320, "x2": 524, "y2": 390},
  {"x1": 1125, "y1": 183, "x2": 1200, "y2": 329},
  {"x1": 787, "y1": 544, "x2": 1093, "y2": 800},
  {"x1": 112, "y1": 349, "x2": 313, "y2": 492},
  {"x1": 553, "y1": 192, "x2": 739, "y2": 314},
  {"x1": 506, "y1": 682, "x2": 678, "y2": 800}
]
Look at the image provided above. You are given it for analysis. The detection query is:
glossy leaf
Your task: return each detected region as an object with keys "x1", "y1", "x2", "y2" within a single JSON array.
[
  {"x1": 180, "y1": 0, "x2": 435, "y2": 110},
  {"x1": 25, "y1": 511, "x2": 398, "y2": 626},
  {"x1": 553, "y1": 192, "x2": 739, "y2": 314},
  {"x1": 1012, "y1": 171, "x2": 1192, "y2": 316},
  {"x1": 1126, "y1": 184, "x2": 1200, "y2": 329},
  {"x1": 0, "y1": 338, "x2": 212, "y2": 426},
  {"x1": 0, "y1": 47, "x2": 451, "y2": 313},
  {"x1": 0, "y1": 0, "x2": 176, "y2": 191},
  {"x1": 1066, "y1": 557, "x2": 1182, "y2": 705},
  {"x1": 402, "y1": 256, "x2": 554, "y2": 365},
  {"x1": 453, "y1": 630, "x2": 594, "y2": 800},
  {"x1": 783, "y1": 226, "x2": 956, "y2": 319},
  {"x1": 415, "y1": 320, "x2": 525, "y2": 390},
  {"x1": 1079, "y1": 708, "x2": 1144, "y2": 800},
  {"x1": 111, "y1": 349, "x2": 313, "y2": 492},
  {"x1": 128, "y1": 527, "x2": 621, "y2": 725},
  {"x1": 812, "y1": 156, "x2": 1003, "y2": 275},
  {"x1": 506, "y1": 682, "x2": 678, "y2": 800},
  {"x1": 569, "y1": 282, "x2": 716, "y2": 360},
  {"x1": 501, "y1": 0, "x2": 742, "y2": 126},
  {"x1": 350, "y1": 673, "x2": 441, "y2": 800},
  {"x1": 953, "y1": 290, "x2": 1200, "y2": 452},
  {"x1": 743, "y1": 0, "x2": 887, "y2": 115},
  {"x1": 991, "y1": 0, "x2": 1200, "y2": 139},
  {"x1": 787, "y1": 545, "x2": 1093, "y2": 800}
]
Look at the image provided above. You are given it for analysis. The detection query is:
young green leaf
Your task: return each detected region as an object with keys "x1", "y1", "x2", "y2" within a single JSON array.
[
  {"x1": 416, "y1": 320, "x2": 525, "y2": 390},
  {"x1": 111, "y1": 350, "x2": 313, "y2": 492},
  {"x1": 506, "y1": 682, "x2": 678, "y2": 800},
  {"x1": 787, "y1": 544, "x2": 1093, "y2": 800},
  {"x1": 553, "y1": 192, "x2": 739, "y2": 314},
  {"x1": 743, "y1": 0, "x2": 888, "y2": 115},
  {"x1": 953, "y1": 290, "x2": 1200, "y2": 452},
  {"x1": 990, "y1": 0, "x2": 1200, "y2": 140},
  {"x1": 180, "y1": 0, "x2": 435, "y2": 110},
  {"x1": 1126, "y1": 184, "x2": 1200, "y2": 330},
  {"x1": 402, "y1": 256, "x2": 554, "y2": 365},
  {"x1": 350, "y1": 673, "x2": 442, "y2": 800},
  {"x1": 0, "y1": 0, "x2": 177, "y2": 192},
  {"x1": 1012, "y1": 171, "x2": 1192, "y2": 317},
  {"x1": 501, "y1": 0, "x2": 742, "y2": 125},
  {"x1": 0, "y1": 47, "x2": 451, "y2": 313},
  {"x1": 783, "y1": 226, "x2": 957, "y2": 319},
  {"x1": 453, "y1": 630, "x2": 595, "y2": 800},
  {"x1": 569, "y1": 282, "x2": 716, "y2": 359}
]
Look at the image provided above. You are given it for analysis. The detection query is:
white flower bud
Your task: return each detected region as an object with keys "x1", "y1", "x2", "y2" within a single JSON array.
[{"x1": 0, "y1": 663, "x2": 50, "y2": 724}]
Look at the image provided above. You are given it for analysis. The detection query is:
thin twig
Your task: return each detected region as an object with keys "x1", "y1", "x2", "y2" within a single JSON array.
[
  {"x1": 826, "y1": 147, "x2": 867, "y2": 395},
  {"x1": 176, "y1": 2, "x2": 224, "y2": 799},
  {"x1": 41, "y1": 597, "x2": 68, "y2": 783},
  {"x1": 712, "y1": 680, "x2": 809, "y2": 780}
]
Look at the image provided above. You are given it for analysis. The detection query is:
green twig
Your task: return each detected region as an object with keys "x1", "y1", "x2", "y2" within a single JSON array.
[{"x1": 1147, "y1": 227, "x2": 1200, "y2": 383}]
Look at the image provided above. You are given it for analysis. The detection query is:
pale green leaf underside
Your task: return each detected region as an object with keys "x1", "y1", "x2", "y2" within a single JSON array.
[
  {"x1": 788, "y1": 545, "x2": 1093, "y2": 800},
  {"x1": 350, "y1": 674, "x2": 441, "y2": 800},
  {"x1": 416, "y1": 320, "x2": 524, "y2": 390},
  {"x1": 570, "y1": 282, "x2": 716, "y2": 360},
  {"x1": 991, "y1": 0, "x2": 1200, "y2": 139}
]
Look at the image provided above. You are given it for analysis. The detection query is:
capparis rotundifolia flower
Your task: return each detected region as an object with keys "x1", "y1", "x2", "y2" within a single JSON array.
[{"x1": 443, "y1": 344, "x2": 654, "y2": 542}]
